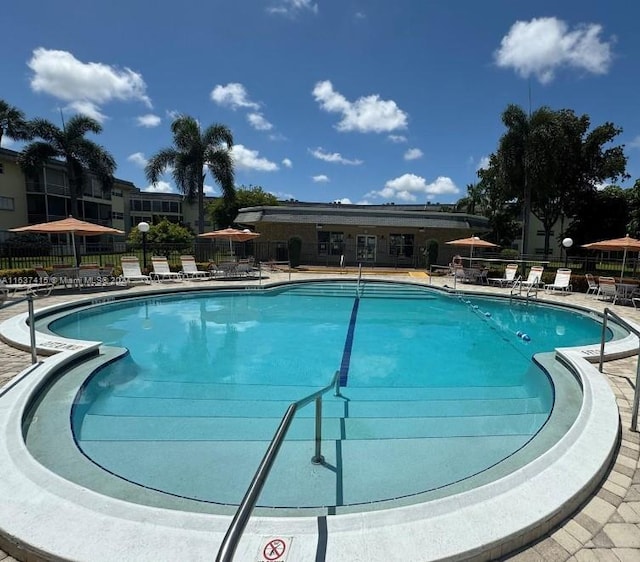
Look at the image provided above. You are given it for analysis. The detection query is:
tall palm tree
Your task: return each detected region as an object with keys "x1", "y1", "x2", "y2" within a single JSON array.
[
  {"x1": 0, "y1": 99, "x2": 31, "y2": 147},
  {"x1": 145, "y1": 115, "x2": 235, "y2": 233},
  {"x1": 18, "y1": 115, "x2": 116, "y2": 218}
]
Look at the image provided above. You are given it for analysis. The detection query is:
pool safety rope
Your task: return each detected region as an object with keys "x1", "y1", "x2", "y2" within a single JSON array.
[{"x1": 458, "y1": 295, "x2": 532, "y2": 344}]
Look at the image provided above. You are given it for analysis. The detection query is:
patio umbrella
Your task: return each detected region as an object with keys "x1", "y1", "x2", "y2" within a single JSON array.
[
  {"x1": 581, "y1": 235, "x2": 640, "y2": 282},
  {"x1": 10, "y1": 216, "x2": 125, "y2": 266},
  {"x1": 197, "y1": 227, "x2": 261, "y2": 255},
  {"x1": 445, "y1": 236, "x2": 499, "y2": 259}
]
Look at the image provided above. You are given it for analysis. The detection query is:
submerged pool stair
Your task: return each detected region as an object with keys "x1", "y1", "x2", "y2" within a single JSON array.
[
  {"x1": 77, "y1": 378, "x2": 550, "y2": 510},
  {"x1": 281, "y1": 281, "x2": 436, "y2": 299}
]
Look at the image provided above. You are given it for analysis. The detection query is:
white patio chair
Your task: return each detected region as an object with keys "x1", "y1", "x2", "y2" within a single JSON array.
[
  {"x1": 597, "y1": 276, "x2": 618, "y2": 304},
  {"x1": 150, "y1": 257, "x2": 182, "y2": 282},
  {"x1": 488, "y1": 264, "x2": 518, "y2": 287},
  {"x1": 585, "y1": 273, "x2": 600, "y2": 297},
  {"x1": 522, "y1": 265, "x2": 544, "y2": 289},
  {"x1": 544, "y1": 268, "x2": 572, "y2": 293},
  {"x1": 120, "y1": 256, "x2": 151, "y2": 285},
  {"x1": 180, "y1": 255, "x2": 209, "y2": 280}
]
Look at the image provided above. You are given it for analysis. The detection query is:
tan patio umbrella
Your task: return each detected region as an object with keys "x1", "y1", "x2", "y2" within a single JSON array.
[
  {"x1": 581, "y1": 235, "x2": 640, "y2": 282},
  {"x1": 197, "y1": 227, "x2": 261, "y2": 255},
  {"x1": 445, "y1": 236, "x2": 499, "y2": 260},
  {"x1": 10, "y1": 216, "x2": 125, "y2": 266}
]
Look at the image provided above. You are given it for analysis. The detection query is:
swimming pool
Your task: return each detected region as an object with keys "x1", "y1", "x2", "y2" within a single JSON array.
[
  {"x1": 26, "y1": 281, "x2": 607, "y2": 512},
  {"x1": 0, "y1": 279, "x2": 623, "y2": 561}
]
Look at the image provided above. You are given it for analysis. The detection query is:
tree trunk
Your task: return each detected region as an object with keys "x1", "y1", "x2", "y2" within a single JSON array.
[{"x1": 198, "y1": 174, "x2": 205, "y2": 234}]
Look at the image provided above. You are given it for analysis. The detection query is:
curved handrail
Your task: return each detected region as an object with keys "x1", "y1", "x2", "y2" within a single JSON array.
[
  {"x1": 216, "y1": 370, "x2": 341, "y2": 562},
  {"x1": 598, "y1": 307, "x2": 640, "y2": 431}
]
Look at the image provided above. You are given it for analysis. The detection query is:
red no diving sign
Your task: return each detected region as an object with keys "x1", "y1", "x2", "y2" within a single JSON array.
[{"x1": 257, "y1": 536, "x2": 291, "y2": 562}]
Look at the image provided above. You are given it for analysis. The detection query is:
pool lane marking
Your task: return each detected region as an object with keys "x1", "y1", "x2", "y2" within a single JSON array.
[{"x1": 338, "y1": 297, "x2": 360, "y2": 387}]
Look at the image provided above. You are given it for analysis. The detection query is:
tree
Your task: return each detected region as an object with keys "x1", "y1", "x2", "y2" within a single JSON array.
[
  {"x1": 146, "y1": 115, "x2": 235, "y2": 234},
  {"x1": 0, "y1": 100, "x2": 31, "y2": 146},
  {"x1": 18, "y1": 115, "x2": 116, "y2": 218},
  {"x1": 489, "y1": 104, "x2": 628, "y2": 256},
  {"x1": 126, "y1": 218, "x2": 194, "y2": 257},
  {"x1": 566, "y1": 186, "x2": 629, "y2": 245},
  {"x1": 208, "y1": 184, "x2": 278, "y2": 228}
]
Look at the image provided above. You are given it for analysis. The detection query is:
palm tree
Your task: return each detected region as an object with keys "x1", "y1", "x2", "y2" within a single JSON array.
[
  {"x1": 0, "y1": 99, "x2": 31, "y2": 147},
  {"x1": 145, "y1": 115, "x2": 235, "y2": 233},
  {"x1": 18, "y1": 115, "x2": 116, "y2": 218}
]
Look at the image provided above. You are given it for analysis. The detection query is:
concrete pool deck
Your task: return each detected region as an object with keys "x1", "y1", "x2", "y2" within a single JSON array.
[{"x1": 0, "y1": 270, "x2": 639, "y2": 561}]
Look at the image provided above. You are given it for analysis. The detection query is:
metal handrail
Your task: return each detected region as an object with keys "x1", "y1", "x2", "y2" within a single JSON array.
[
  {"x1": 216, "y1": 370, "x2": 342, "y2": 562},
  {"x1": 598, "y1": 307, "x2": 640, "y2": 431},
  {"x1": 0, "y1": 294, "x2": 38, "y2": 364},
  {"x1": 357, "y1": 263, "x2": 362, "y2": 296}
]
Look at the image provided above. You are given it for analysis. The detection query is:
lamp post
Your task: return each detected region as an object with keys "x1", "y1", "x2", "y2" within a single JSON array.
[
  {"x1": 138, "y1": 221, "x2": 150, "y2": 273},
  {"x1": 562, "y1": 237, "x2": 573, "y2": 268}
]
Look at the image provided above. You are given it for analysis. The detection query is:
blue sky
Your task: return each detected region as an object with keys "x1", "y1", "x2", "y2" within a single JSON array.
[{"x1": 2, "y1": 1, "x2": 639, "y2": 206}]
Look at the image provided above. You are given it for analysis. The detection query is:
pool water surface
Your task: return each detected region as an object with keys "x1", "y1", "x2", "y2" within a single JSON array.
[{"x1": 38, "y1": 281, "x2": 605, "y2": 511}]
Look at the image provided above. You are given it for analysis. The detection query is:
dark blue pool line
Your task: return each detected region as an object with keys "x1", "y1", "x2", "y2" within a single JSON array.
[{"x1": 338, "y1": 297, "x2": 360, "y2": 387}]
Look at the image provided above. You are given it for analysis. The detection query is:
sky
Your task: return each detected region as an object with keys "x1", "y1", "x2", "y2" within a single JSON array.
[{"x1": 2, "y1": 1, "x2": 640, "y2": 206}]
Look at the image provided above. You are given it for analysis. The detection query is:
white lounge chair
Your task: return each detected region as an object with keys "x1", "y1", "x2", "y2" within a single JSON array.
[
  {"x1": 488, "y1": 264, "x2": 518, "y2": 287},
  {"x1": 521, "y1": 265, "x2": 544, "y2": 289},
  {"x1": 180, "y1": 255, "x2": 209, "y2": 280},
  {"x1": 120, "y1": 256, "x2": 151, "y2": 285},
  {"x1": 544, "y1": 268, "x2": 572, "y2": 293},
  {"x1": 150, "y1": 256, "x2": 182, "y2": 282}
]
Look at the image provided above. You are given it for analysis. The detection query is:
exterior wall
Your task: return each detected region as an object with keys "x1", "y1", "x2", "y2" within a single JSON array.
[{"x1": 0, "y1": 153, "x2": 28, "y2": 229}]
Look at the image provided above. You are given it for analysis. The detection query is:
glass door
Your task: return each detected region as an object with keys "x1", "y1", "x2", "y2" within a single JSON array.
[{"x1": 356, "y1": 235, "x2": 377, "y2": 263}]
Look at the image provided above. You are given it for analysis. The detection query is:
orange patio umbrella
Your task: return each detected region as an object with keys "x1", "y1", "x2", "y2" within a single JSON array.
[
  {"x1": 10, "y1": 216, "x2": 125, "y2": 266},
  {"x1": 581, "y1": 235, "x2": 640, "y2": 282},
  {"x1": 197, "y1": 227, "x2": 261, "y2": 255},
  {"x1": 445, "y1": 236, "x2": 499, "y2": 259}
]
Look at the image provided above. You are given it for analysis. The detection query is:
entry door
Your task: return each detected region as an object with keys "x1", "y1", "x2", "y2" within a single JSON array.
[{"x1": 356, "y1": 235, "x2": 377, "y2": 263}]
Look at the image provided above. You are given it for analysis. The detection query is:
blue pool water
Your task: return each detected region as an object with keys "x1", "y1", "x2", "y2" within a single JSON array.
[{"x1": 48, "y1": 282, "x2": 606, "y2": 510}]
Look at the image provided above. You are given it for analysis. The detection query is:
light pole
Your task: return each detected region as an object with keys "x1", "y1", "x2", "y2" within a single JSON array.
[
  {"x1": 562, "y1": 237, "x2": 573, "y2": 268},
  {"x1": 138, "y1": 221, "x2": 150, "y2": 273}
]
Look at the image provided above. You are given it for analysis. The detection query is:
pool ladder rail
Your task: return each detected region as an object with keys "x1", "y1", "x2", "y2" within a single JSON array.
[
  {"x1": 510, "y1": 275, "x2": 539, "y2": 302},
  {"x1": 216, "y1": 370, "x2": 342, "y2": 562}
]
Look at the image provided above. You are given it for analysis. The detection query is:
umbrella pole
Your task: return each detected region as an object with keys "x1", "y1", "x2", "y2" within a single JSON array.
[
  {"x1": 71, "y1": 232, "x2": 78, "y2": 267},
  {"x1": 621, "y1": 248, "x2": 628, "y2": 283}
]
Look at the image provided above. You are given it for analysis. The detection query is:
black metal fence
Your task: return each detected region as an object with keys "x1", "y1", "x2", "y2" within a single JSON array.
[{"x1": 1, "y1": 239, "x2": 639, "y2": 278}]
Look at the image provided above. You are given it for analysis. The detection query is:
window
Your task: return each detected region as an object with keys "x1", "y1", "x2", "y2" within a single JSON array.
[
  {"x1": 0, "y1": 196, "x2": 14, "y2": 210},
  {"x1": 0, "y1": 163, "x2": 4, "y2": 174},
  {"x1": 318, "y1": 231, "x2": 344, "y2": 255},
  {"x1": 112, "y1": 211, "x2": 124, "y2": 220},
  {"x1": 389, "y1": 234, "x2": 414, "y2": 257},
  {"x1": 536, "y1": 230, "x2": 553, "y2": 236}
]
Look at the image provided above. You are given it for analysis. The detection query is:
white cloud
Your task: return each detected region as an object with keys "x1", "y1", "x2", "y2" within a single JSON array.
[
  {"x1": 629, "y1": 136, "x2": 640, "y2": 149},
  {"x1": 28, "y1": 48, "x2": 151, "y2": 114},
  {"x1": 143, "y1": 181, "x2": 174, "y2": 193},
  {"x1": 267, "y1": 0, "x2": 318, "y2": 16},
  {"x1": 136, "y1": 114, "x2": 161, "y2": 127},
  {"x1": 312, "y1": 80, "x2": 408, "y2": 133},
  {"x1": 282, "y1": 158, "x2": 293, "y2": 168},
  {"x1": 66, "y1": 100, "x2": 107, "y2": 123},
  {"x1": 309, "y1": 147, "x2": 363, "y2": 165},
  {"x1": 0, "y1": 137, "x2": 16, "y2": 148},
  {"x1": 495, "y1": 17, "x2": 613, "y2": 84},
  {"x1": 334, "y1": 197, "x2": 353, "y2": 204},
  {"x1": 388, "y1": 134, "x2": 407, "y2": 143},
  {"x1": 127, "y1": 152, "x2": 148, "y2": 168},
  {"x1": 404, "y1": 148, "x2": 423, "y2": 161},
  {"x1": 313, "y1": 175, "x2": 330, "y2": 183},
  {"x1": 211, "y1": 83, "x2": 259, "y2": 110},
  {"x1": 247, "y1": 112, "x2": 273, "y2": 131},
  {"x1": 365, "y1": 174, "x2": 459, "y2": 202},
  {"x1": 231, "y1": 144, "x2": 279, "y2": 171},
  {"x1": 476, "y1": 156, "x2": 490, "y2": 170}
]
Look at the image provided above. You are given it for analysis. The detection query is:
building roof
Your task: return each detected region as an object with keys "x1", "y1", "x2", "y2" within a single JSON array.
[{"x1": 236, "y1": 205, "x2": 489, "y2": 230}]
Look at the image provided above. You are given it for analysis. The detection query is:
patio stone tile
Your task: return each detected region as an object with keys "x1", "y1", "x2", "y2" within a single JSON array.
[
  {"x1": 612, "y1": 548, "x2": 640, "y2": 561},
  {"x1": 601, "y1": 524, "x2": 640, "y2": 548}
]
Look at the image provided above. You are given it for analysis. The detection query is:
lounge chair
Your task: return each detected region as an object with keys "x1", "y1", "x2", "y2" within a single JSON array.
[
  {"x1": 597, "y1": 276, "x2": 618, "y2": 304},
  {"x1": 180, "y1": 255, "x2": 209, "y2": 280},
  {"x1": 150, "y1": 256, "x2": 182, "y2": 282},
  {"x1": 488, "y1": 264, "x2": 518, "y2": 287},
  {"x1": 544, "y1": 268, "x2": 572, "y2": 293},
  {"x1": 120, "y1": 256, "x2": 151, "y2": 285},
  {"x1": 521, "y1": 265, "x2": 544, "y2": 289},
  {"x1": 585, "y1": 273, "x2": 599, "y2": 297}
]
